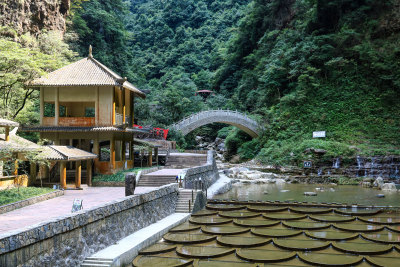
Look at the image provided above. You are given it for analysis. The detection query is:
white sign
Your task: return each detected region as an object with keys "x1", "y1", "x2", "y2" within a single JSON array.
[
  {"x1": 71, "y1": 199, "x2": 83, "y2": 213},
  {"x1": 313, "y1": 131, "x2": 326, "y2": 138},
  {"x1": 304, "y1": 161, "x2": 312, "y2": 168}
]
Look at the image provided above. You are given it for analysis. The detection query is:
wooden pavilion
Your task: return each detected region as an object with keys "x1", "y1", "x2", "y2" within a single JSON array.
[
  {"x1": 23, "y1": 47, "x2": 147, "y2": 175},
  {"x1": 37, "y1": 146, "x2": 97, "y2": 189},
  {"x1": 1, "y1": 119, "x2": 96, "y2": 189}
]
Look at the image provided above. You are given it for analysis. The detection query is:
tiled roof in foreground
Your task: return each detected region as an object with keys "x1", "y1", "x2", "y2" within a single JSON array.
[
  {"x1": 0, "y1": 133, "x2": 40, "y2": 152},
  {"x1": 133, "y1": 199, "x2": 400, "y2": 266},
  {"x1": 28, "y1": 55, "x2": 145, "y2": 99},
  {"x1": 38, "y1": 146, "x2": 97, "y2": 161},
  {"x1": 0, "y1": 118, "x2": 19, "y2": 127}
]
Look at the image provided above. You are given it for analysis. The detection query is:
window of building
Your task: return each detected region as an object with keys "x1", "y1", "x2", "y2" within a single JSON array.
[
  {"x1": 125, "y1": 142, "x2": 131, "y2": 160},
  {"x1": 115, "y1": 141, "x2": 122, "y2": 161},
  {"x1": 44, "y1": 103, "x2": 55, "y2": 117},
  {"x1": 85, "y1": 107, "x2": 95, "y2": 117}
]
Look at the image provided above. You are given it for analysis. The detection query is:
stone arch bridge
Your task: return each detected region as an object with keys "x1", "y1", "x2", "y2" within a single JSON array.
[{"x1": 170, "y1": 110, "x2": 262, "y2": 138}]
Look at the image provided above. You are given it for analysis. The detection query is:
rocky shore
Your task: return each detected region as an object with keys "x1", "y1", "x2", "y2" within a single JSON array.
[{"x1": 217, "y1": 162, "x2": 400, "y2": 192}]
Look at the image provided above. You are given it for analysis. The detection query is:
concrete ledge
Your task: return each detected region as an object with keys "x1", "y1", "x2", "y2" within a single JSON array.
[
  {"x1": 84, "y1": 213, "x2": 190, "y2": 267},
  {"x1": 0, "y1": 190, "x2": 64, "y2": 215},
  {"x1": 92, "y1": 181, "x2": 125, "y2": 187}
]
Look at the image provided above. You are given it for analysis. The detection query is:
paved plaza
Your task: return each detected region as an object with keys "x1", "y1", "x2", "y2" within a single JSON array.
[{"x1": 0, "y1": 187, "x2": 155, "y2": 235}]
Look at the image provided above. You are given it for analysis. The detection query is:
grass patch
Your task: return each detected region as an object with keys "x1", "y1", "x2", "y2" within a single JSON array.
[
  {"x1": 336, "y1": 177, "x2": 363, "y2": 185},
  {"x1": 0, "y1": 187, "x2": 55, "y2": 206},
  {"x1": 93, "y1": 167, "x2": 152, "y2": 182}
]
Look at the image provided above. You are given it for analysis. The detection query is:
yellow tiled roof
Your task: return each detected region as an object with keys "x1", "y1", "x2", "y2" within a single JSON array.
[{"x1": 28, "y1": 57, "x2": 146, "y2": 99}]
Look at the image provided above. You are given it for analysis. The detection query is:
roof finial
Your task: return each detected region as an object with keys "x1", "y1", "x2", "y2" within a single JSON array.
[{"x1": 89, "y1": 45, "x2": 93, "y2": 58}]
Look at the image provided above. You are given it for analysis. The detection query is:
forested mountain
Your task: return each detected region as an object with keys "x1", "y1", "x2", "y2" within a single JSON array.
[
  {"x1": 214, "y1": 0, "x2": 400, "y2": 163},
  {"x1": 71, "y1": 0, "x2": 250, "y2": 126}
]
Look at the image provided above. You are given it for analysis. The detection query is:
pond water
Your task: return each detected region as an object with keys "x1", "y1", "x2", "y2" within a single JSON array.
[{"x1": 215, "y1": 183, "x2": 400, "y2": 207}]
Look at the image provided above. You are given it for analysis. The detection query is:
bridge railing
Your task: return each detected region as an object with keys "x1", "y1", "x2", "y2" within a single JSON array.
[{"x1": 172, "y1": 109, "x2": 259, "y2": 130}]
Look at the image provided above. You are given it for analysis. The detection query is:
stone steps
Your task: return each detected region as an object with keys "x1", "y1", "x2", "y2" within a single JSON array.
[
  {"x1": 176, "y1": 190, "x2": 197, "y2": 213},
  {"x1": 137, "y1": 175, "x2": 177, "y2": 187},
  {"x1": 166, "y1": 155, "x2": 207, "y2": 168},
  {"x1": 81, "y1": 258, "x2": 113, "y2": 267}
]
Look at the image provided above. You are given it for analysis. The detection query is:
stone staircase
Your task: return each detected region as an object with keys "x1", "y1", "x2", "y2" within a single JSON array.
[
  {"x1": 137, "y1": 174, "x2": 177, "y2": 187},
  {"x1": 81, "y1": 257, "x2": 113, "y2": 267},
  {"x1": 166, "y1": 153, "x2": 207, "y2": 168},
  {"x1": 175, "y1": 189, "x2": 197, "y2": 213}
]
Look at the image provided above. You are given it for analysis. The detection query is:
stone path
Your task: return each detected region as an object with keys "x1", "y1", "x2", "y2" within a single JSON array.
[{"x1": 0, "y1": 187, "x2": 155, "y2": 235}]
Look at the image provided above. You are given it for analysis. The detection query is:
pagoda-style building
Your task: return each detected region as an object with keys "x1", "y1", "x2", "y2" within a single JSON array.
[{"x1": 23, "y1": 47, "x2": 146, "y2": 175}]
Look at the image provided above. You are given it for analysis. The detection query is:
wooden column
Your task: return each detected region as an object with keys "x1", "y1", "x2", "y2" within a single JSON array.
[
  {"x1": 75, "y1": 160, "x2": 81, "y2": 188},
  {"x1": 54, "y1": 133, "x2": 60, "y2": 145},
  {"x1": 155, "y1": 148, "x2": 159, "y2": 166},
  {"x1": 122, "y1": 88, "x2": 126, "y2": 124},
  {"x1": 14, "y1": 159, "x2": 18, "y2": 176},
  {"x1": 110, "y1": 137, "x2": 115, "y2": 170},
  {"x1": 60, "y1": 161, "x2": 66, "y2": 189},
  {"x1": 130, "y1": 141, "x2": 134, "y2": 168},
  {"x1": 87, "y1": 160, "x2": 92, "y2": 186},
  {"x1": 43, "y1": 164, "x2": 49, "y2": 179},
  {"x1": 93, "y1": 138, "x2": 100, "y2": 174},
  {"x1": 40, "y1": 88, "x2": 44, "y2": 125},
  {"x1": 29, "y1": 163, "x2": 37, "y2": 185},
  {"x1": 5, "y1": 126, "x2": 9, "y2": 141},
  {"x1": 95, "y1": 87, "x2": 99, "y2": 126},
  {"x1": 121, "y1": 141, "x2": 126, "y2": 169},
  {"x1": 112, "y1": 89, "x2": 116, "y2": 125},
  {"x1": 93, "y1": 139, "x2": 100, "y2": 155},
  {"x1": 148, "y1": 148, "x2": 152, "y2": 167},
  {"x1": 69, "y1": 139, "x2": 73, "y2": 169},
  {"x1": 131, "y1": 93, "x2": 135, "y2": 127},
  {"x1": 55, "y1": 88, "x2": 59, "y2": 126}
]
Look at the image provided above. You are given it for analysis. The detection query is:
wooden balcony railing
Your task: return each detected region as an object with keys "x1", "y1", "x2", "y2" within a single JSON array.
[{"x1": 42, "y1": 117, "x2": 95, "y2": 127}]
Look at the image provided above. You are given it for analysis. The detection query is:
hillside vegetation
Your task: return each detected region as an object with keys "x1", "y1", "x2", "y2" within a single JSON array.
[{"x1": 214, "y1": 0, "x2": 400, "y2": 164}]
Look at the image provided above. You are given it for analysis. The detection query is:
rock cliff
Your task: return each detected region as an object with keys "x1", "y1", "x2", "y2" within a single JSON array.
[{"x1": 0, "y1": 0, "x2": 70, "y2": 35}]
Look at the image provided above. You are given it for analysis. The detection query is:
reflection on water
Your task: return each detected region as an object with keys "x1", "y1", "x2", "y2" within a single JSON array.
[{"x1": 214, "y1": 183, "x2": 400, "y2": 206}]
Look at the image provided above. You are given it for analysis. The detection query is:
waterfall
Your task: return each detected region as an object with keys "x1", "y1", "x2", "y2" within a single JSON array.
[
  {"x1": 333, "y1": 158, "x2": 340, "y2": 169},
  {"x1": 370, "y1": 157, "x2": 376, "y2": 177},
  {"x1": 357, "y1": 156, "x2": 362, "y2": 169},
  {"x1": 317, "y1": 168, "x2": 322, "y2": 176}
]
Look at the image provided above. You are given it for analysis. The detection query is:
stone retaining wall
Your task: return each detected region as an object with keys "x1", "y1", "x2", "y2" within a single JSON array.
[
  {"x1": 183, "y1": 150, "x2": 219, "y2": 189},
  {"x1": 192, "y1": 191, "x2": 207, "y2": 213},
  {"x1": 0, "y1": 184, "x2": 179, "y2": 267},
  {"x1": 0, "y1": 190, "x2": 64, "y2": 215},
  {"x1": 91, "y1": 181, "x2": 125, "y2": 187}
]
